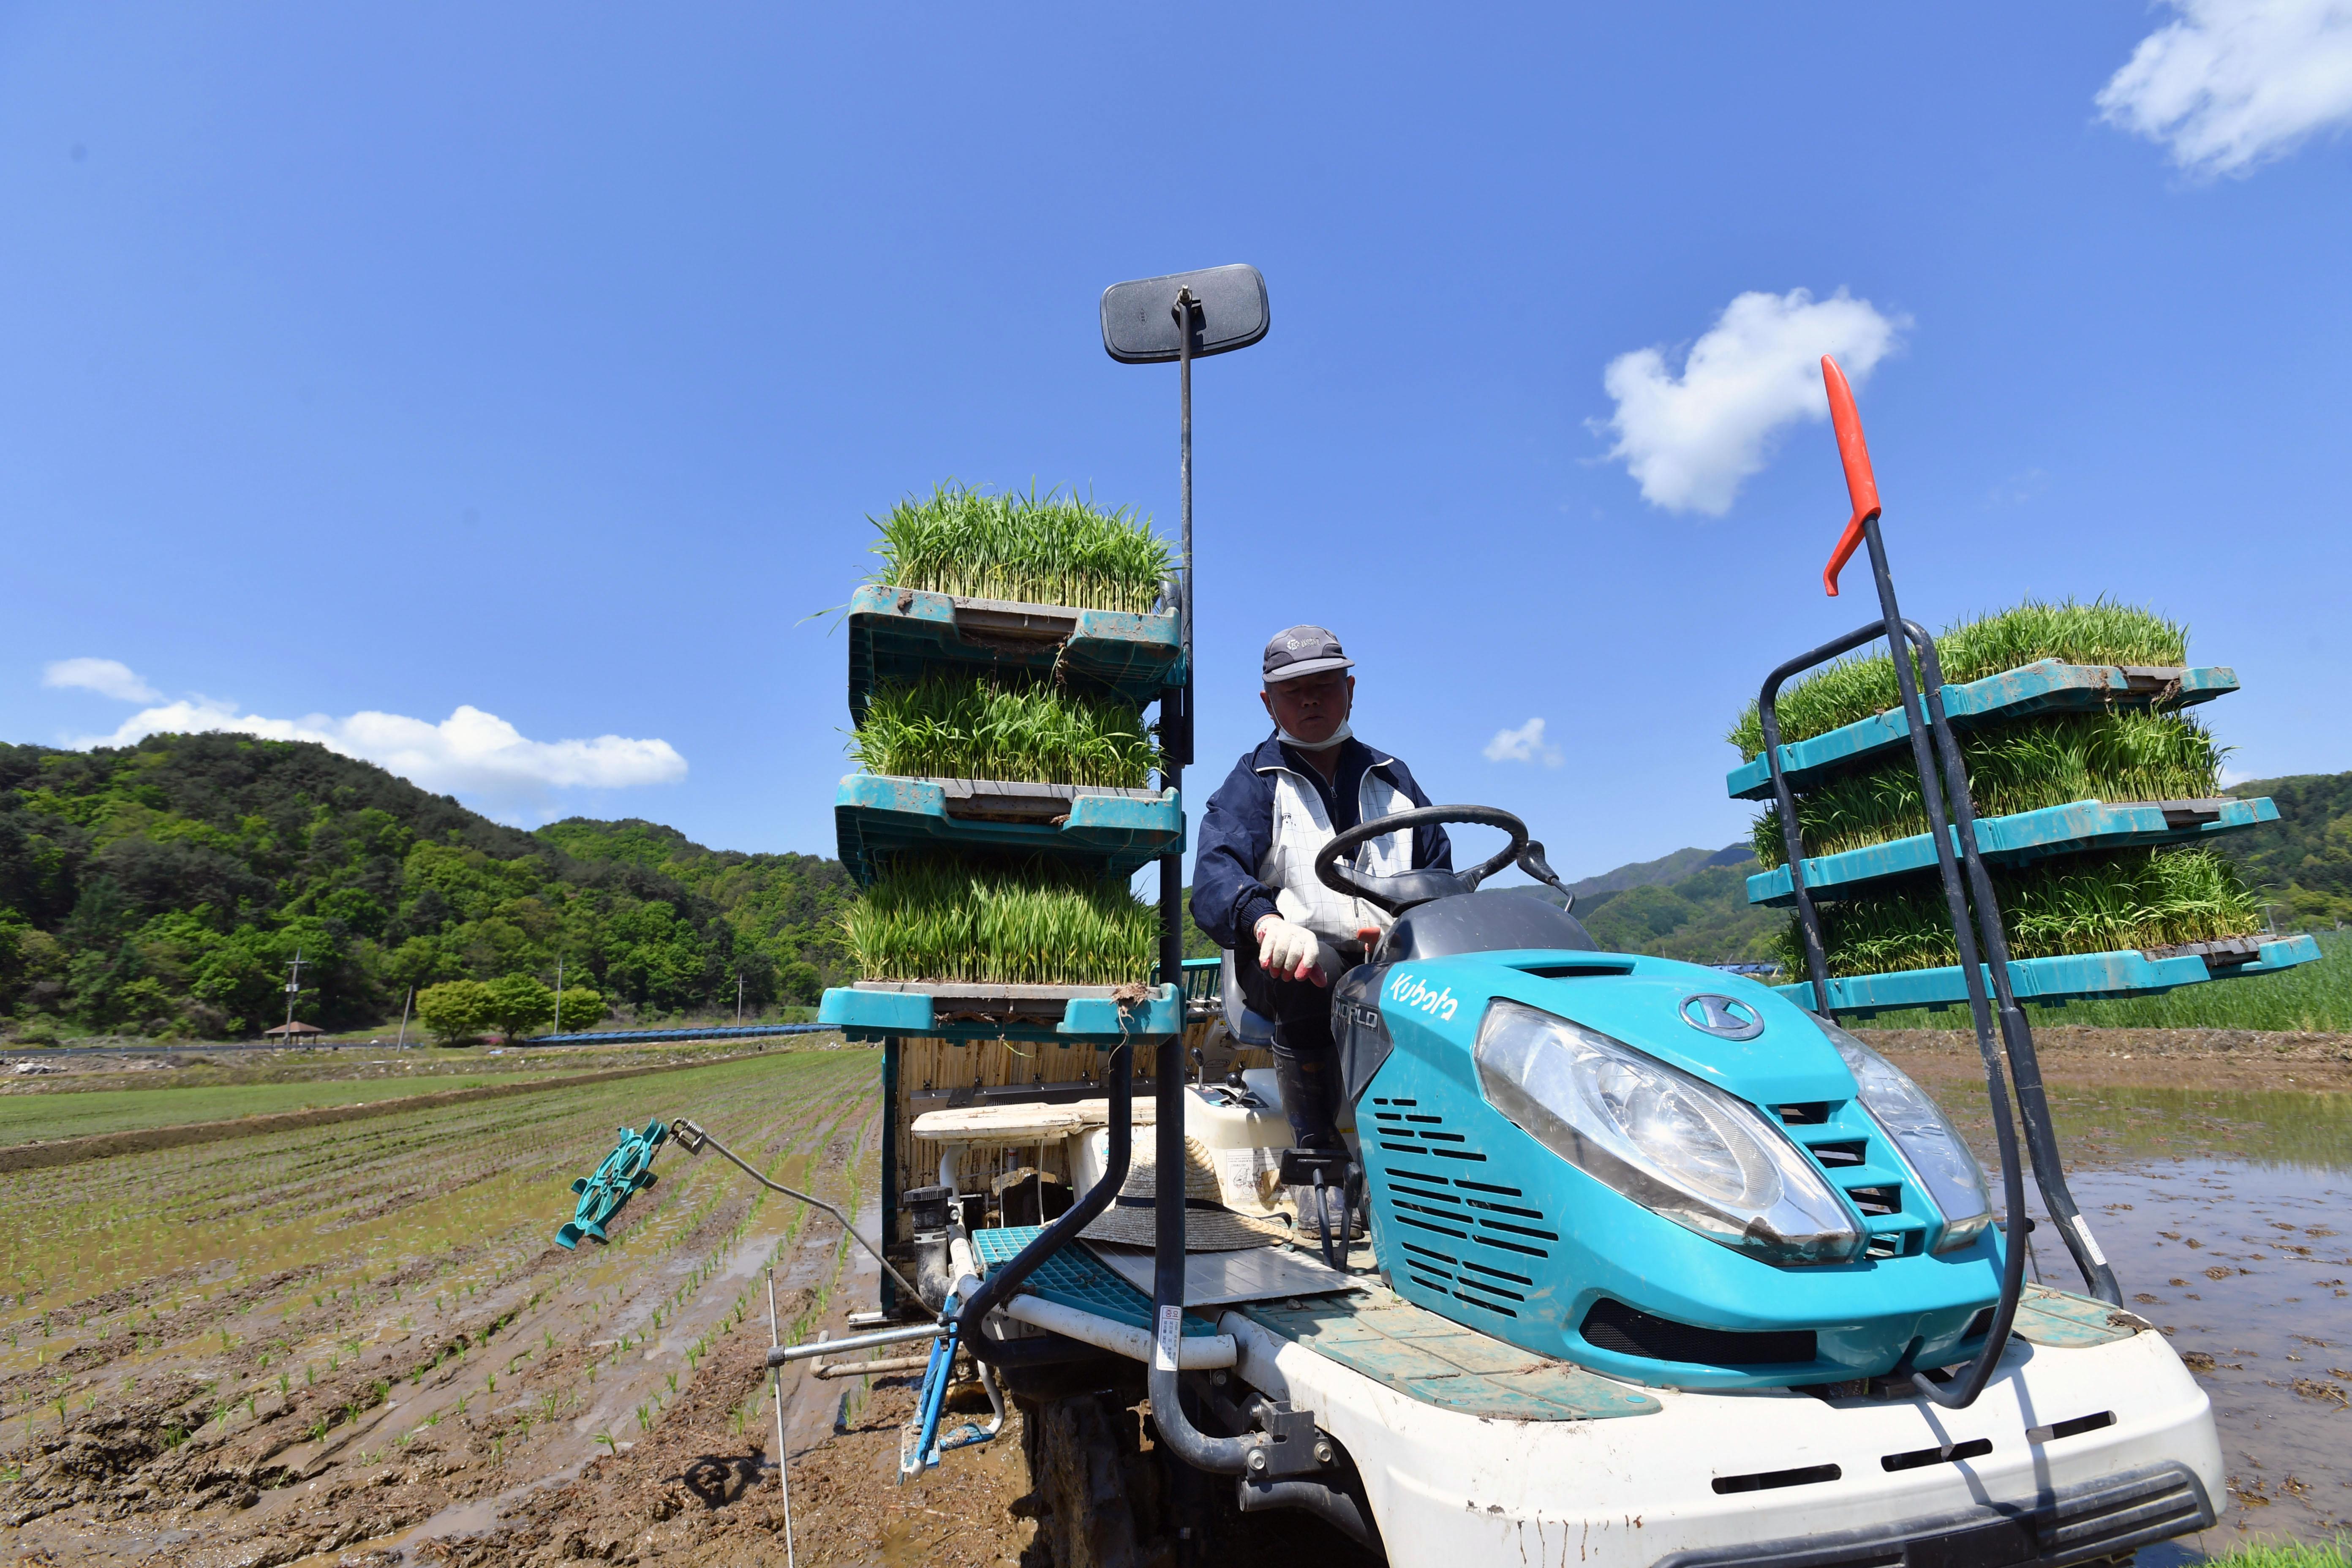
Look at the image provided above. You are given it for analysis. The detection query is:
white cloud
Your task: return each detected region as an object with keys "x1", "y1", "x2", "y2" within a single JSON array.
[
  {"x1": 44, "y1": 657, "x2": 161, "y2": 703},
  {"x1": 2098, "y1": 0, "x2": 2352, "y2": 177},
  {"x1": 78, "y1": 697, "x2": 686, "y2": 810},
  {"x1": 1484, "y1": 717, "x2": 1563, "y2": 767},
  {"x1": 1597, "y1": 288, "x2": 1906, "y2": 517}
]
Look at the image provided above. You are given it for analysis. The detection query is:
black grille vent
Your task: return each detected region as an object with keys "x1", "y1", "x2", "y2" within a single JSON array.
[
  {"x1": 1581, "y1": 1298, "x2": 1817, "y2": 1367},
  {"x1": 1368, "y1": 1099, "x2": 1486, "y2": 1163},
  {"x1": 1373, "y1": 1117, "x2": 1556, "y2": 1319}
]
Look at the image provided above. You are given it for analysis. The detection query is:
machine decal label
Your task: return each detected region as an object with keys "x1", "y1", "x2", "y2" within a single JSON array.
[
  {"x1": 1154, "y1": 1305, "x2": 1182, "y2": 1371},
  {"x1": 1386, "y1": 972, "x2": 1459, "y2": 1021}
]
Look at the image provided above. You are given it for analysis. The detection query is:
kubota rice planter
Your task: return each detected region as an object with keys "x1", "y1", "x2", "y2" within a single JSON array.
[{"x1": 752, "y1": 276, "x2": 2224, "y2": 1568}]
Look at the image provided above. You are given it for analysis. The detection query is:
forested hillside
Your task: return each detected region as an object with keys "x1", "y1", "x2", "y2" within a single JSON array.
[
  {"x1": 2224, "y1": 773, "x2": 2352, "y2": 927},
  {"x1": 0, "y1": 735, "x2": 852, "y2": 1040}
]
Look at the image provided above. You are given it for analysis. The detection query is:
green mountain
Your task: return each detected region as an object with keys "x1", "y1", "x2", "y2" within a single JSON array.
[
  {"x1": 2223, "y1": 772, "x2": 2352, "y2": 927},
  {"x1": 0, "y1": 735, "x2": 852, "y2": 1040}
]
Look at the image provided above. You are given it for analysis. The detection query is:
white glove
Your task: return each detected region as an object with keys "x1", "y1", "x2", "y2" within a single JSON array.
[{"x1": 1255, "y1": 915, "x2": 1340, "y2": 987}]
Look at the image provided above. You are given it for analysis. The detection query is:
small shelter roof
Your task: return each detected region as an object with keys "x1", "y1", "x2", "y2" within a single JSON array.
[{"x1": 262, "y1": 1021, "x2": 326, "y2": 1038}]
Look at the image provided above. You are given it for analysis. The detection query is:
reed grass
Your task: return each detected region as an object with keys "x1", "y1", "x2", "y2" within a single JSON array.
[
  {"x1": 867, "y1": 483, "x2": 1172, "y2": 614},
  {"x1": 841, "y1": 858, "x2": 1158, "y2": 985},
  {"x1": 1729, "y1": 599, "x2": 2189, "y2": 757},
  {"x1": 1750, "y1": 710, "x2": 2227, "y2": 866},
  {"x1": 1780, "y1": 846, "x2": 2265, "y2": 978},
  {"x1": 850, "y1": 675, "x2": 1160, "y2": 788}
]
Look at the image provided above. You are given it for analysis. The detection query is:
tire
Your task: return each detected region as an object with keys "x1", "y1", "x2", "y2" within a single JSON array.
[{"x1": 1032, "y1": 1392, "x2": 1151, "y2": 1568}]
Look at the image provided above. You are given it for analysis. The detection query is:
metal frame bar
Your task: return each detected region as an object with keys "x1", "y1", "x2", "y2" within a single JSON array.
[{"x1": 1755, "y1": 516, "x2": 2117, "y2": 1408}]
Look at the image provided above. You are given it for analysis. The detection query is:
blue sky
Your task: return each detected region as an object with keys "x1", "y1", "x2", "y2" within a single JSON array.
[{"x1": 4, "y1": 4, "x2": 2349, "y2": 883}]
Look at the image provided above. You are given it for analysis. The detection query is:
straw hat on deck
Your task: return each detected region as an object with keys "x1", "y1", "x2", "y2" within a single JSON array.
[{"x1": 1080, "y1": 1135, "x2": 1288, "y2": 1252}]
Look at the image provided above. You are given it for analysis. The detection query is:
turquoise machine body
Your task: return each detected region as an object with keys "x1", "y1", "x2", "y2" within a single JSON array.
[{"x1": 1331, "y1": 937, "x2": 2004, "y2": 1391}]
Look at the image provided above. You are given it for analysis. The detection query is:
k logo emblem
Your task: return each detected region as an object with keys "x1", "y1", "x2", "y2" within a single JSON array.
[{"x1": 1679, "y1": 994, "x2": 1764, "y2": 1041}]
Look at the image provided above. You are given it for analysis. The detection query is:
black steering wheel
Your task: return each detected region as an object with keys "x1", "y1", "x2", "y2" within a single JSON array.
[{"x1": 1311, "y1": 805, "x2": 1530, "y2": 917}]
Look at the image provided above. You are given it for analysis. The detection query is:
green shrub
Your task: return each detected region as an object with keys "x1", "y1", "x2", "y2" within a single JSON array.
[
  {"x1": 852, "y1": 675, "x2": 1160, "y2": 788},
  {"x1": 867, "y1": 483, "x2": 1171, "y2": 614},
  {"x1": 1777, "y1": 846, "x2": 2265, "y2": 978},
  {"x1": 1729, "y1": 599, "x2": 2189, "y2": 757},
  {"x1": 843, "y1": 858, "x2": 1157, "y2": 985}
]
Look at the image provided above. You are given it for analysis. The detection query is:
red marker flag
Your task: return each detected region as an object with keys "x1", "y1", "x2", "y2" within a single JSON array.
[{"x1": 1820, "y1": 354, "x2": 1881, "y2": 597}]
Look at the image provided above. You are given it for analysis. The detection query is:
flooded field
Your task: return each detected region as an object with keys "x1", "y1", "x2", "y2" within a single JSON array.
[
  {"x1": 1926, "y1": 1076, "x2": 2352, "y2": 1551},
  {"x1": 1, "y1": 1037, "x2": 2344, "y2": 1565}
]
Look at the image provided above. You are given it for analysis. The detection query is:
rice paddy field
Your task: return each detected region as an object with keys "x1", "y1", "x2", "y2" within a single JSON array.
[{"x1": 0, "y1": 1043, "x2": 957, "y2": 1566}]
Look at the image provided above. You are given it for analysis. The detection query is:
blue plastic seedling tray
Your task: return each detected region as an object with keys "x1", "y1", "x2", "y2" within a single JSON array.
[
  {"x1": 834, "y1": 774, "x2": 1183, "y2": 887},
  {"x1": 1726, "y1": 661, "x2": 2239, "y2": 802},
  {"x1": 1778, "y1": 934, "x2": 2320, "y2": 1018},
  {"x1": 818, "y1": 980, "x2": 1182, "y2": 1043},
  {"x1": 846, "y1": 585, "x2": 1184, "y2": 723},
  {"x1": 971, "y1": 1224, "x2": 1221, "y2": 1338},
  {"x1": 1745, "y1": 796, "x2": 2279, "y2": 908}
]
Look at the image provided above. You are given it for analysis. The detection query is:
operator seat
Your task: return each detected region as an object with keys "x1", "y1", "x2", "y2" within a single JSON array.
[{"x1": 1218, "y1": 949, "x2": 1278, "y2": 1047}]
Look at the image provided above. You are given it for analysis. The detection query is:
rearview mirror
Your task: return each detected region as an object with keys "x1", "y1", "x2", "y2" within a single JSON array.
[{"x1": 1099, "y1": 264, "x2": 1269, "y2": 363}]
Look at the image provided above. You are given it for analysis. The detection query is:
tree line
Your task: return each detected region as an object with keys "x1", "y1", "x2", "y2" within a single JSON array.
[{"x1": 0, "y1": 735, "x2": 855, "y2": 1040}]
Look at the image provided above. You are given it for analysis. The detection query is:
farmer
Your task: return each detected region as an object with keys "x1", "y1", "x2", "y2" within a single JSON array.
[{"x1": 1192, "y1": 625, "x2": 1453, "y2": 1154}]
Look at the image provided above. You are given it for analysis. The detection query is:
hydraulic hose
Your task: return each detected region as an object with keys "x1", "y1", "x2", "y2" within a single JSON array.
[{"x1": 1148, "y1": 1033, "x2": 1265, "y2": 1474}]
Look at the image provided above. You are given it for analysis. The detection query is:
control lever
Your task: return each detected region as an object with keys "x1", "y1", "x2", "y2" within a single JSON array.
[
  {"x1": 1517, "y1": 841, "x2": 1575, "y2": 909},
  {"x1": 1279, "y1": 1149, "x2": 1357, "y2": 1271}
]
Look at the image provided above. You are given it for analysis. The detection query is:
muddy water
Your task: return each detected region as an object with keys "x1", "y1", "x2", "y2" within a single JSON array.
[{"x1": 1935, "y1": 1081, "x2": 2352, "y2": 1553}]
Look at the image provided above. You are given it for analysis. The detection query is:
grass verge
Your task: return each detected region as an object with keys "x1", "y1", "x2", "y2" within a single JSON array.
[
  {"x1": 842, "y1": 858, "x2": 1157, "y2": 985},
  {"x1": 850, "y1": 674, "x2": 1160, "y2": 788},
  {"x1": 2198, "y1": 1539, "x2": 2352, "y2": 1568},
  {"x1": 867, "y1": 482, "x2": 1171, "y2": 614}
]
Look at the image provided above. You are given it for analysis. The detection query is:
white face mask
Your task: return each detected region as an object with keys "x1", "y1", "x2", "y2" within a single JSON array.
[{"x1": 1277, "y1": 720, "x2": 1353, "y2": 752}]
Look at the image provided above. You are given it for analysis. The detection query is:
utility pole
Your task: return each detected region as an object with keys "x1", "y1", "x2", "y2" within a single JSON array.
[
  {"x1": 395, "y1": 984, "x2": 413, "y2": 1049},
  {"x1": 736, "y1": 972, "x2": 745, "y2": 1026},
  {"x1": 283, "y1": 948, "x2": 306, "y2": 1034},
  {"x1": 554, "y1": 956, "x2": 564, "y2": 1035}
]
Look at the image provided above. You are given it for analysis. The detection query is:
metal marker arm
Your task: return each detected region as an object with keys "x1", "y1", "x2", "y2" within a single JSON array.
[{"x1": 670, "y1": 1117, "x2": 927, "y2": 1310}]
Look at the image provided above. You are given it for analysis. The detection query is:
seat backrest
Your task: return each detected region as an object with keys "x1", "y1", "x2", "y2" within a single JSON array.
[{"x1": 1219, "y1": 949, "x2": 1278, "y2": 1047}]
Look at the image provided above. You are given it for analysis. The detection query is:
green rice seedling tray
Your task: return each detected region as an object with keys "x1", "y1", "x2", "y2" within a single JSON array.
[
  {"x1": 1745, "y1": 795, "x2": 2278, "y2": 907},
  {"x1": 847, "y1": 585, "x2": 1182, "y2": 724},
  {"x1": 1773, "y1": 934, "x2": 2320, "y2": 1018},
  {"x1": 1725, "y1": 661, "x2": 2239, "y2": 801},
  {"x1": 819, "y1": 980, "x2": 1182, "y2": 1043},
  {"x1": 971, "y1": 1224, "x2": 1221, "y2": 1338},
  {"x1": 834, "y1": 774, "x2": 1182, "y2": 886}
]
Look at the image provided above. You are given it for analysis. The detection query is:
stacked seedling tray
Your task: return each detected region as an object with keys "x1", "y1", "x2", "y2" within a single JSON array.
[
  {"x1": 819, "y1": 485, "x2": 1185, "y2": 1043},
  {"x1": 1726, "y1": 601, "x2": 2321, "y2": 1017}
]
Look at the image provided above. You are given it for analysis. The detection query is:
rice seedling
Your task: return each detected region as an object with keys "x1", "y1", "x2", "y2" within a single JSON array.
[
  {"x1": 1777, "y1": 846, "x2": 2264, "y2": 978},
  {"x1": 850, "y1": 674, "x2": 1161, "y2": 788},
  {"x1": 842, "y1": 858, "x2": 1159, "y2": 985},
  {"x1": 1750, "y1": 710, "x2": 2227, "y2": 865},
  {"x1": 865, "y1": 482, "x2": 1172, "y2": 614},
  {"x1": 1729, "y1": 598, "x2": 2189, "y2": 755}
]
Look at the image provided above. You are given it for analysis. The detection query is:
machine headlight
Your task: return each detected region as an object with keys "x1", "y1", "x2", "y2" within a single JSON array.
[
  {"x1": 1474, "y1": 1000, "x2": 1864, "y2": 1265},
  {"x1": 1817, "y1": 1018, "x2": 1994, "y2": 1254}
]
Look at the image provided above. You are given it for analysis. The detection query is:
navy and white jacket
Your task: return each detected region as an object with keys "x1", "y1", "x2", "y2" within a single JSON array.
[{"x1": 1192, "y1": 733, "x2": 1454, "y2": 951}]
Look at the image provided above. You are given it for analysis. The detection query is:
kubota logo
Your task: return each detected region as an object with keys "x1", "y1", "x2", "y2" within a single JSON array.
[{"x1": 1386, "y1": 972, "x2": 1458, "y2": 1022}]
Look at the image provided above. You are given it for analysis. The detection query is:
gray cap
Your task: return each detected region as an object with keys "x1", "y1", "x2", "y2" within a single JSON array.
[{"x1": 1262, "y1": 625, "x2": 1355, "y2": 683}]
